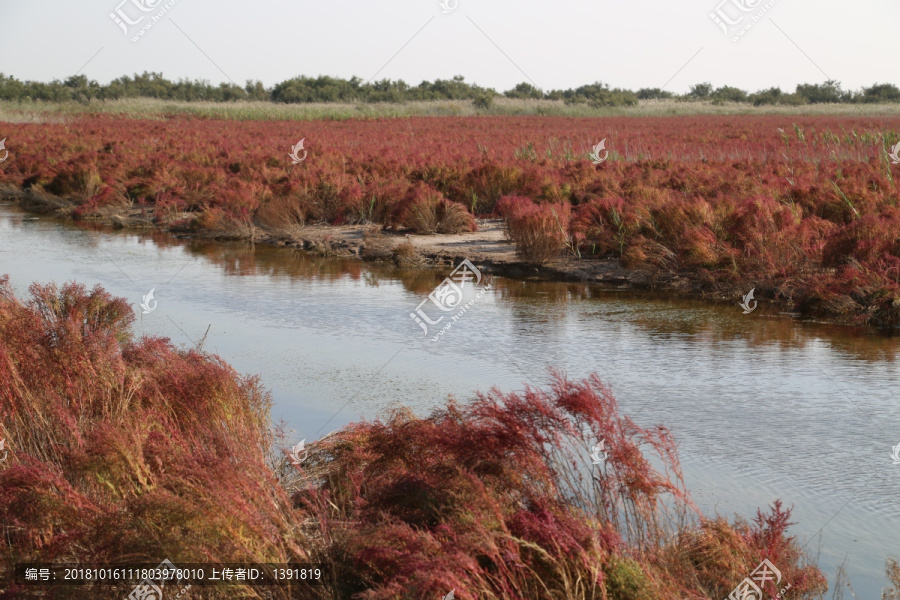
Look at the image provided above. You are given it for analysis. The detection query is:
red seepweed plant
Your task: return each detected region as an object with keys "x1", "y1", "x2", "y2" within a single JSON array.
[
  {"x1": 497, "y1": 195, "x2": 571, "y2": 265},
  {"x1": 2, "y1": 114, "x2": 900, "y2": 325},
  {"x1": 0, "y1": 276, "x2": 312, "y2": 599},
  {"x1": 0, "y1": 277, "x2": 836, "y2": 599},
  {"x1": 292, "y1": 371, "x2": 827, "y2": 600},
  {"x1": 399, "y1": 182, "x2": 476, "y2": 234}
]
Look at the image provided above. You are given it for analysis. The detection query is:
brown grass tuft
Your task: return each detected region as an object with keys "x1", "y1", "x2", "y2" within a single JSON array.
[
  {"x1": 497, "y1": 195, "x2": 570, "y2": 265},
  {"x1": 401, "y1": 184, "x2": 476, "y2": 234}
]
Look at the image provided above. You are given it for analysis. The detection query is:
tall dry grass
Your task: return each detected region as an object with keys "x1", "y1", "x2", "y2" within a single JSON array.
[{"x1": 5, "y1": 98, "x2": 900, "y2": 121}]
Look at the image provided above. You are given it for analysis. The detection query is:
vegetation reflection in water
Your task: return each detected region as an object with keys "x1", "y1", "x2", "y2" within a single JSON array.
[{"x1": 99, "y1": 221, "x2": 900, "y2": 364}]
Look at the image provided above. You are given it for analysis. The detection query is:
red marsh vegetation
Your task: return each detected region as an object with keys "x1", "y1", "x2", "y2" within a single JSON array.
[
  {"x1": 0, "y1": 114, "x2": 899, "y2": 327},
  {"x1": 0, "y1": 278, "x2": 832, "y2": 599}
]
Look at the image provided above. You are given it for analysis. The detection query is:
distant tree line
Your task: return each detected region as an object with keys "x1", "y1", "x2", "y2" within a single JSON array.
[{"x1": 1, "y1": 72, "x2": 898, "y2": 106}]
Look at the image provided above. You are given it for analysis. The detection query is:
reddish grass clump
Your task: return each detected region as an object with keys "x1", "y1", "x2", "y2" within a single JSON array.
[
  {"x1": 0, "y1": 276, "x2": 311, "y2": 599},
  {"x1": 293, "y1": 371, "x2": 828, "y2": 600},
  {"x1": 400, "y1": 183, "x2": 476, "y2": 234},
  {"x1": 0, "y1": 278, "x2": 836, "y2": 599},
  {"x1": 497, "y1": 195, "x2": 571, "y2": 265},
  {"x1": 2, "y1": 114, "x2": 900, "y2": 325}
]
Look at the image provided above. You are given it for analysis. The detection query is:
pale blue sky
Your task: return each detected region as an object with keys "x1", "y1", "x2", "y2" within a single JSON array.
[{"x1": 0, "y1": 0, "x2": 897, "y2": 93}]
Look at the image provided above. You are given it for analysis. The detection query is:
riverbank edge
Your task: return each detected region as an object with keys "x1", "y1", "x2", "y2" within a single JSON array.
[{"x1": 0, "y1": 189, "x2": 865, "y2": 329}]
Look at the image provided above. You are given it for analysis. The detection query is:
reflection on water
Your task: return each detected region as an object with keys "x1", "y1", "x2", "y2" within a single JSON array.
[
  {"x1": 2, "y1": 204, "x2": 899, "y2": 597},
  {"x1": 62, "y1": 216, "x2": 900, "y2": 361},
  {"x1": 195, "y1": 242, "x2": 899, "y2": 364}
]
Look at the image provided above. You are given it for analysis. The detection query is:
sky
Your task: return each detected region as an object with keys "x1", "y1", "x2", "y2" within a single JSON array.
[{"x1": 0, "y1": 0, "x2": 897, "y2": 94}]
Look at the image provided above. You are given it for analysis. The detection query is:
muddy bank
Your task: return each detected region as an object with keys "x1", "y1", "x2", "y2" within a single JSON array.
[
  {"x1": 0, "y1": 188, "x2": 701, "y2": 286},
  {"x1": 263, "y1": 219, "x2": 663, "y2": 286},
  {"x1": 0, "y1": 190, "x2": 819, "y2": 323}
]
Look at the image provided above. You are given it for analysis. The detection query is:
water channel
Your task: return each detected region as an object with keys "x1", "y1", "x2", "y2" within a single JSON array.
[{"x1": 2, "y1": 203, "x2": 898, "y2": 597}]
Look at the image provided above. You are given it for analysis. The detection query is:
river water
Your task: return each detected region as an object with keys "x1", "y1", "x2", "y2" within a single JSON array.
[{"x1": 2, "y1": 203, "x2": 898, "y2": 597}]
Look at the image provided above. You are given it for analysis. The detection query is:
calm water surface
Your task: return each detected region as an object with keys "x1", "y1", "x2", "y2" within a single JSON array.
[{"x1": 2, "y1": 203, "x2": 898, "y2": 597}]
